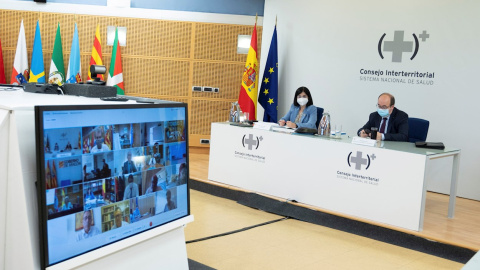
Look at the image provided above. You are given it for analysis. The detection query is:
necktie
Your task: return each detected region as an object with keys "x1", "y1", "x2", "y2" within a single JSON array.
[{"x1": 379, "y1": 118, "x2": 387, "y2": 133}]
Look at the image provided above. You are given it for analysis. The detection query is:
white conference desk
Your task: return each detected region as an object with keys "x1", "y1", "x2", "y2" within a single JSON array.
[
  {"x1": 208, "y1": 122, "x2": 460, "y2": 232},
  {"x1": 0, "y1": 90, "x2": 192, "y2": 270}
]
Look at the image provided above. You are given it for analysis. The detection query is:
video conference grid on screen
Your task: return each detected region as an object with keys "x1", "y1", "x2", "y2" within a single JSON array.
[{"x1": 40, "y1": 106, "x2": 189, "y2": 266}]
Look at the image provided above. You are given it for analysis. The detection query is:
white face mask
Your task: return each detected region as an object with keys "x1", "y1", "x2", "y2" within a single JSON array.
[{"x1": 297, "y1": 97, "x2": 308, "y2": 106}]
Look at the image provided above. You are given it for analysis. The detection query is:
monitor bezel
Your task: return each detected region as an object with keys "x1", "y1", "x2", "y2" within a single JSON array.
[{"x1": 34, "y1": 102, "x2": 190, "y2": 269}]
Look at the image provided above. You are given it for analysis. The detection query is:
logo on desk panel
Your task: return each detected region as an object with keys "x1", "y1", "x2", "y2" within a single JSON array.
[
  {"x1": 347, "y1": 151, "x2": 376, "y2": 170},
  {"x1": 242, "y1": 134, "x2": 263, "y2": 150},
  {"x1": 378, "y1": 30, "x2": 430, "y2": 63}
]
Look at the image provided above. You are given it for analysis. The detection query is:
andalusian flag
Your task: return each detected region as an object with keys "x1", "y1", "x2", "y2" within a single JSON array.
[
  {"x1": 29, "y1": 20, "x2": 46, "y2": 83},
  {"x1": 66, "y1": 23, "x2": 82, "y2": 83},
  {"x1": 107, "y1": 27, "x2": 124, "y2": 95},
  {"x1": 48, "y1": 23, "x2": 65, "y2": 85},
  {"x1": 0, "y1": 38, "x2": 5, "y2": 83},
  {"x1": 258, "y1": 26, "x2": 278, "y2": 123},
  {"x1": 10, "y1": 20, "x2": 29, "y2": 84},
  {"x1": 88, "y1": 24, "x2": 103, "y2": 81},
  {"x1": 238, "y1": 23, "x2": 259, "y2": 121}
]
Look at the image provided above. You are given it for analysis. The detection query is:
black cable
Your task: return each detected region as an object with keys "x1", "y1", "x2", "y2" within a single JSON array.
[{"x1": 186, "y1": 217, "x2": 288, "y2": 244}]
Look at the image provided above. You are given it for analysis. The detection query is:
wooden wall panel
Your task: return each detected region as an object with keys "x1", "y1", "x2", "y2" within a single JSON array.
[
  {"x1": 194, "y1": 23, "x2": 262, "y2": 62},
  {"x1": 123, "y1": 58, "x2": 190, "y2": 97},
  {"x1": 190, "y1": 100, "x2": 231, "y2": 135},
  {"x1": 192, "y1": 61, "x2": 245, "y2": 100},
  {"x1": 0, "y1": 9, "x2": 262, "y2": 147}
]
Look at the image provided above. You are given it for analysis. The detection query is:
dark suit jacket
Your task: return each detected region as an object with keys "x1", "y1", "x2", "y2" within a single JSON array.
[
  {"x1": 123, "y1": 160, "x2": 137, "y2": 174},
  {"x1": 357, "y1": 107, "x2": 409, "y2": 141}
]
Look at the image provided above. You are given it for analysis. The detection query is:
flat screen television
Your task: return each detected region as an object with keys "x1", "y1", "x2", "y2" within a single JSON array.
[{"x1": 35, "y1": 103, "x2": 190, "y2": 269}]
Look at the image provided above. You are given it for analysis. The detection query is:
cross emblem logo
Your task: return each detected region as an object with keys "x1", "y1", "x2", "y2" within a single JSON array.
[
  {"x1": 242, "y1": 134, "x2": 262, "y2": 150},
  {"x1": 347, "y1": 151, "x2": 372, "y2": 170},
  {"x1": 383, "y1": 31, "x2": 413, "y2": 63},
  {"x1": 378, "y1": 30, "x2": 429, "y2": 62}
]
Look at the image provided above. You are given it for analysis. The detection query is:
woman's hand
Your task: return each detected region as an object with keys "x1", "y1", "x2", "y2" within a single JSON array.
[
  {"x1": 286, "y1": 121, "x2": 297, "y2": 129},
  {"x1": 278, "y1": 120, "x2": 286, "y2": 126}
]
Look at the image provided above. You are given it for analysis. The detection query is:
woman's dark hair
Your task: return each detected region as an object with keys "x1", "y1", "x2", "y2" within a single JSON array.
[{"x1": 293, "y1": 86, "x2": 314, "y2": 107}]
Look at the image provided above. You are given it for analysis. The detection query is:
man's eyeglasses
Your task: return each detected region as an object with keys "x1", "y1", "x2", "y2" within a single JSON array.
[{"x1": 376, "y1": 104, "x2": 391, "y2": 110}]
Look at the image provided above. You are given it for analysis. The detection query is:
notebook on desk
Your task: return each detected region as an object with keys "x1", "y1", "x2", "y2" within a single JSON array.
[
  {"x1": 415, "y1": 142, "x2": 445, "y2": 150},
  {"x1": 229, "y1": 122, "x2": 254, "y2": 127}
]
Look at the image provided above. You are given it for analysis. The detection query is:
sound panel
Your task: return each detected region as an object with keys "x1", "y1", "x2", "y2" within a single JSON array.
[{"x1": 0, "y1": 9, "x2": 262, "y2": 142}]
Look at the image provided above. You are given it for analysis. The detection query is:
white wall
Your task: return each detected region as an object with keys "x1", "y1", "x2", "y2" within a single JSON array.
[{"x1": 260, "y1": 0, "x2": 480, "y2": 200}]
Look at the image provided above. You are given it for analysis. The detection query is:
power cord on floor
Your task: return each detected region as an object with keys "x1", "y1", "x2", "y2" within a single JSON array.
[{"x1": 186, "y1": 217, "x2": 289, "y2": 244}]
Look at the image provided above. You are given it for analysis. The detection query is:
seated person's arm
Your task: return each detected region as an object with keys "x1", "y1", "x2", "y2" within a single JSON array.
[
  {"x1": 358, "y1": 115, "x2": 375, "y2": 138},
  {"x1": 384, "y1": 113, "x2": 409, "y2": 141},
  {"x1": 295, "y1": 106, "x2": 317, "y2": 129},
  {"x1": 279, "y1": 105, "x2": 295, "y2": 126}
]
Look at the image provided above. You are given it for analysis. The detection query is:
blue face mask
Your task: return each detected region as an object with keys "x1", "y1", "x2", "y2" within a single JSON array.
[{"x1": 377, "y1": 108, "x2": 390, "y2": 118}]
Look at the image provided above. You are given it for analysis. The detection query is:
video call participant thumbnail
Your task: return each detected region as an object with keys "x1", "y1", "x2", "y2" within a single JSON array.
[
  {"x1": 123, "y1": 174, "x2": 140, "y2": 200},
  {"x1": 123, "y1": 151, "x2": 137, "y2": 174},
  {"x1": 91, "y1": 128, "x2": 110, "y2": 153},
  {"x1": 112, "y1": 208, "x2": 129, "y2": 229},
  {"x1": 76, "y1": 210, "x2": 101, "y2": 241},
  {"x1": 164, "y1": 189, "x2": 177, "y2": 212}
]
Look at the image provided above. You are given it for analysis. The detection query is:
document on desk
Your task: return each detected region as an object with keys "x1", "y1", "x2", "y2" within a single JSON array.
[
  {"x1": 271, "y1": 126, "x2": 296, "y2": 134},
  {"x1": 253, "y1": 122, "x2": 279, "y2": 130},
  {"x1": 351, "y1": 136, "x2": 377, "y2": 146}
]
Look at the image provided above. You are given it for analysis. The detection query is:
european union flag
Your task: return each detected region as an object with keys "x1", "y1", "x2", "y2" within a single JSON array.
[{"x1": 258, "y1": 26, "x2": 278, "y2": 123}]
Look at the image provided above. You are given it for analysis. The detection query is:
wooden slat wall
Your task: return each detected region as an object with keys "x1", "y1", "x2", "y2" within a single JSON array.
[{"x1": 0, "y1": 9, "x2": 262, "y2": 147}]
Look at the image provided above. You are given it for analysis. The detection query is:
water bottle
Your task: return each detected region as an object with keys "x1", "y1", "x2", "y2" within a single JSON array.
[
  {"x1": 318, "y1": 111, "x2": 331, "y2": 136},
  {"x1": 229, "y1": 102, "x2": 241, "y2": 122}
]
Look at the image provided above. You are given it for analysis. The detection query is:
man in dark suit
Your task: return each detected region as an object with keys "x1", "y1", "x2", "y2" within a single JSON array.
[
  {"x1": 357, "y1": 93, "x2": 409, "y2": 141},
  {"x1": 123, "y1": 151, "x2": 137, "y2": 174}
]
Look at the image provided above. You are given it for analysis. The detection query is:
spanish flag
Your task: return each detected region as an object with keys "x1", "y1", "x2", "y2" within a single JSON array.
[
  {"x1": 238, "y1": 23, "x2": 258, "y2": 121},
  {"x1": 88, "y1": 25, "x2": 103, "y2": 81}
]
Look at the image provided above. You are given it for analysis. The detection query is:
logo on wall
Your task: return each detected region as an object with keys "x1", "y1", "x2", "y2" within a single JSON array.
[
  {"x1": 242, "y1": 134, "x2": 263, "y2": 150},
  {"x1": 347, "y1": 151, "x2": 376, "y2": 170},
  {"x1": 378, "y1": 30, "x2": 430, "y2": 63}
]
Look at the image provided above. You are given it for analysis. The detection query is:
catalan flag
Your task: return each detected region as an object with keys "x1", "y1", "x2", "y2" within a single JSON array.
[
  {"x1": 11, "y1": 20, "x2": 29, "y2": 84},
  {"x1": 107, "y1": 27, "x2": 124, "y2": 95},
  {"x1": 51, "y1": 161, "x2": 58, "y2": 188},
  {"x1": 104, "y1": 126, "x2": 112, "y2": 150},
  {"x1": 258, "y1": 26, "x2": 278, "y2": 123},
  {"x1": 46, "y1": 161, "x2": 51, "y2": 189},
  {"x1": 29, "y1": 20, "x2": 46, "y2": 83},
  {"x1": 48, "y1": 23, "x2": 65, "y2": 85},
  {"x1": 88, "y1": 25, "x2": 104, "y2": 81},
  {"x1": 238, "y1": 23, "x2": 258, "y2": 121}
]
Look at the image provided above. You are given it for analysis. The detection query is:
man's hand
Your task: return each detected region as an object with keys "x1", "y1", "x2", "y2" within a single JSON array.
[
  {"x1": 359, "y1": 129, "x2": 369, "y2": 138},
  {"x1": 376, "y1": 132, "x2": 383, "y2": 141}
]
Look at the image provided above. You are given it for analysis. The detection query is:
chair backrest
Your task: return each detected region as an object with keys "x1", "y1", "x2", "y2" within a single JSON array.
[
  {"x1": 315, "y1": 107, "x2": 324, "y2": 129},
  {"x1": 408, "y1": 117, "x2": 429, "y2": 143}
]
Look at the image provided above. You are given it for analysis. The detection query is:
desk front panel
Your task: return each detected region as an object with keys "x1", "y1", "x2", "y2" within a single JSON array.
[{"x1": 209, "y1": 123, "x2": 427, "y2": 231}]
